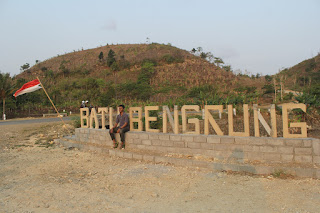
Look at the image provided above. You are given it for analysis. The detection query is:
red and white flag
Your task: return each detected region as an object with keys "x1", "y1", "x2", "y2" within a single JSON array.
[{"x1": 14, "y1": 79, "x2": 42, "y2": 98}]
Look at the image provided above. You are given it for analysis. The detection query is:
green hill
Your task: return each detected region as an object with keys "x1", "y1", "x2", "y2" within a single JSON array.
[
  {"x1": 8, "y1": 43, "x2": 265, "y2": 117},
  {"x1": 273, "y1": 54, "x2": 320, "y2": 107}
]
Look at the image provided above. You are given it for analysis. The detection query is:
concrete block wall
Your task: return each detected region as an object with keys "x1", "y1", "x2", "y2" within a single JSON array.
[{"x1": 74, "y1": 128, "x2": 320, "y2": 165}]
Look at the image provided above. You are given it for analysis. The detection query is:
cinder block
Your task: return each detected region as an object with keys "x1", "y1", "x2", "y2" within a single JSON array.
[
  {"x1": 170, "y1": 135, "x2": 182, "y2": 141},
  {"x1": 115, "y1": 151, "x2": 124, "y2": 157},
  {"x1": 181, "y1": 135, "x2": 194, "y2": 142},
  {"x1": 173, "y1": 141, "x2": 185, "y2": 148},
  {"x1": 127, "y1": 133, "x2": 139, "y2": 139},
  {"x1": 260, "y1": 146, "x2": 278, "y2": 153},
  {"x1": 126, "y1": 138, "x2": 133, "y2": 144},
  {"x1": 254, "y1": 166, "x2": 274, "y2": 175},
  {"x1": 187, "y1": 142, "x2": 201, "y2": 149},
  {"x1": 200, "y1": 143, "x2": 213, "y2": 150},
  {"x1": 143, "y1": 155, "x2": 155, "y2": 162},
  {"x1": 228, "y1": 145, "x2": 244, "y2": 151},
  {"x1": 266, "y1": 138, "x2": 284, "y2": 146},
  {"x1": 123, "y1": 152, "x2": 133, "y2": 159},
  {"x1": 152, "y1": 140, "x2": 162, "y2": 146},
  {"x1": 281, "y1": 154, "x2": 293, "y2": 162},
  {"x1": 207, "y1": 136, "x2": 220, "y2": 144},
  {"x1": 194, "y1": 136, "x2": 207, "y2": 143},
  {"x1": 128, "y1": 144, "x2": 137, "y2": 149},
  {"x1": 294, "y1": 148, "x2": 312, "y2": 155},
  {"x1": 228, "y1": 151, "x2": 245, "y2": 160},
  {"x1": 294, "y1": 155, "x2": 312, "y2": 163},
  {"x1": 250, "y1": 138, "x2": 266, "y2": 145},
  {"x1": 246, "y1": 152, "x2": 263, "y2": 161},
  {"x1": 154, "y1": 156, "x2": 169, "y2": 163},
  {"x1": 156, "y1": 146, "x2": 168, "y2": 153},
  {"x1": 277, "y1": 147, "x2": 294, "y2": 154},
  {"x1": 179, "y1": 148, "x2": 193, "y2": 155},
  {"x1": 263, "y1": 153, "x2": 281, "y2": 162},
  {"x1": 312, "y1": 139, "x2": 320, "y2": 156},
  {"x1": 213, "y1": 144, "x2": 231, "y2": 151},
  {"x1": 133, "y1": 139, "x2": 142, "y2": 144},
  {"x1": 162, "y1": 140, "x2": 174, "y2": 147},
  {"x1": 294, "y1": 168, "x2": 315, "y2": 178},
  {"x1": 137, "y1": 144, "x2": 146, "y2": 149},
  {"x1": 149, "y1": 134, "x2": 159, "y2": 140},
  {"x1": 192, "y1": 149, "x2": 206, "y2": 155},
  {"x1": 220, "y1": 137, "x2": 235, "y2": 144},
  {"x1": 243, "y1": 145, "x2": 260, "y2": 152},
  {"x1": 132, "y1": 153, "x2": 143, "y2": 160},
  {"x1": 313, "y1": 156, "x2": 320, "y2": 164},
  {"x1": 158, "y1": 134, "x2": 170, "y2": 140},
  {"x1": 145, "y1": 146, "x2": 157, "y2": 151},
  {"x1": 285, "y1": 139, "x2": 303, "y2": 147},
  {"x1": 303, "y1": 139, "x2": 312, "y2": 147},
  {"x1": 235, "y1": 137, "x2": 249, "y2": 145},
  {"x1": 223, "y1": 164, "x2": 240, "y2": 172},
  {"x1": 166, "y1": 147, "x2": 177, "y2": 153},
  {"x1": 142, "y1": 140, "x2": 152, "y2": 145},
  {"x1": 211, "y1": 150, "x2": 232, "y2": 159},
  {"x1": 238, "y1": 165, "x2": 257, "y2": 174},
  {"x1": 139, "y1": 133, "x2": 149, "y2": 139}
]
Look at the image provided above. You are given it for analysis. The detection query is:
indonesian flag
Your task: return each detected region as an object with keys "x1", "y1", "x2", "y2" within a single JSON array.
[{"x1": 14, "y1": 79, "x2": 42, "y2": 98}]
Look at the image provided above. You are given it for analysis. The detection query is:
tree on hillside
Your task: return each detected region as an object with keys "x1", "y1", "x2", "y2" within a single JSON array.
[
  {"x1": 206, "y1": 52, "x2": 214, "y2": 63},
  {"x1": 200, "y1": 52, "x2": 207, "y2": 59},
  {"x1": 197, "y1": 47, "x2": 203, "y2": 53},
  {"x1": 20, "y1": 63, "x2": 30, "y2": 72},
  {"x1": 107, "y1": 49, "x2": 116, "y2": 67},
  {"x1": 265, "y1": 75, "x2": 272, "y2": 82},
  {"x1": 222, "y1": 65, "x2": 232, "y2": 72},
  {"x1": 214, "y1": 57, "x2": 224, "y2": 67},
  {"x1": 99, "y1": 52, "x2": 104, "y2": 62},
  {"x1": 0, "y1": 72, "x2": 14, "y2": 120}
]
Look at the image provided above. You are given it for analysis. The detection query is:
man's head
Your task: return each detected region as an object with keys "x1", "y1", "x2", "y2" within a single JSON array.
[{"x1": 118, "y1": 104, "x2": 125, "y2": 113}]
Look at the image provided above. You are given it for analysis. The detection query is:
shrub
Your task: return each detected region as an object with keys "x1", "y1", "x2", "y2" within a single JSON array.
[{"x1": 71, "y1": 116, "x2": 81, "y2": 128}]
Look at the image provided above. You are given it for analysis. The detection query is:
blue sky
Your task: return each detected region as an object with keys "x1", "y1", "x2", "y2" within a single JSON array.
[{"x1": 1, "y1": 0, "x2": 320, "y2": 76}]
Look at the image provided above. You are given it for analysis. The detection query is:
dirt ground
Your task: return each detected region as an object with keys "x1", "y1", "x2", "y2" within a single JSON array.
[{"x1": 1, "y1": 121, "x2": 320, "y2": 213}]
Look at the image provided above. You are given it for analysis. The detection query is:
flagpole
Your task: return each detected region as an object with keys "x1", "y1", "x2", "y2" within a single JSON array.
[{"x1": 36, "y1": 77, "x2": 66, "y2": 126}]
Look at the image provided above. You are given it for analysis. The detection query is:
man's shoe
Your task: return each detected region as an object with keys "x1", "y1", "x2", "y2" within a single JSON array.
[
  {"x1": 113, "y1": 142, "x2": 118, "y2": 149},
  {"x1": 120, "y1": 142, "x2": 125, "y2": 149}
]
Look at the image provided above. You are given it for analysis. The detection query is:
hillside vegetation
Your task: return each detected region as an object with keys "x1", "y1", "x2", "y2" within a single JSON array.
[
  {"x1": 2, "y1": 43, "x2": 269, "y2": 118},
  {"x1": 274, "y1": 53, "x2": 320, "y2": 108}
]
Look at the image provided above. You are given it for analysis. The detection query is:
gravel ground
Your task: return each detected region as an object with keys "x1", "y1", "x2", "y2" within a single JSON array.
[{"x1": 0, "y1": 122, "x2": 320, "y2": 213}]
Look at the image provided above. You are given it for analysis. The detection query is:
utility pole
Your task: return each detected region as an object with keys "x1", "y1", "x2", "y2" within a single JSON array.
[
  {"x1": 274, "y1": 78, "x2": 277, "y2": 103},
  {"x1": 280, "y1": 75, "x2": 283, "y2": 101}
]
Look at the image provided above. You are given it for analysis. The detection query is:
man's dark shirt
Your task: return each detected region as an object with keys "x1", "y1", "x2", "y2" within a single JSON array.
[{"x1": 116, "y1": 113, "x2": 130, "y2": 128}]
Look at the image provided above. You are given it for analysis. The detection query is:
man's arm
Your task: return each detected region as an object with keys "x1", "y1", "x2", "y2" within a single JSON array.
[
  {"x1": 120, "y1": 122, "x2": 128, "y2": 129},
  {"x1": 110, "y1": 122, "x2": 118, "y2": 133}
]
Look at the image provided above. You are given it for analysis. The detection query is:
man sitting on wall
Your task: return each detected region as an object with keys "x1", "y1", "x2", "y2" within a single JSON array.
[{"x1": 109, "y1": 104, "x2": 130, "y2": 149}]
